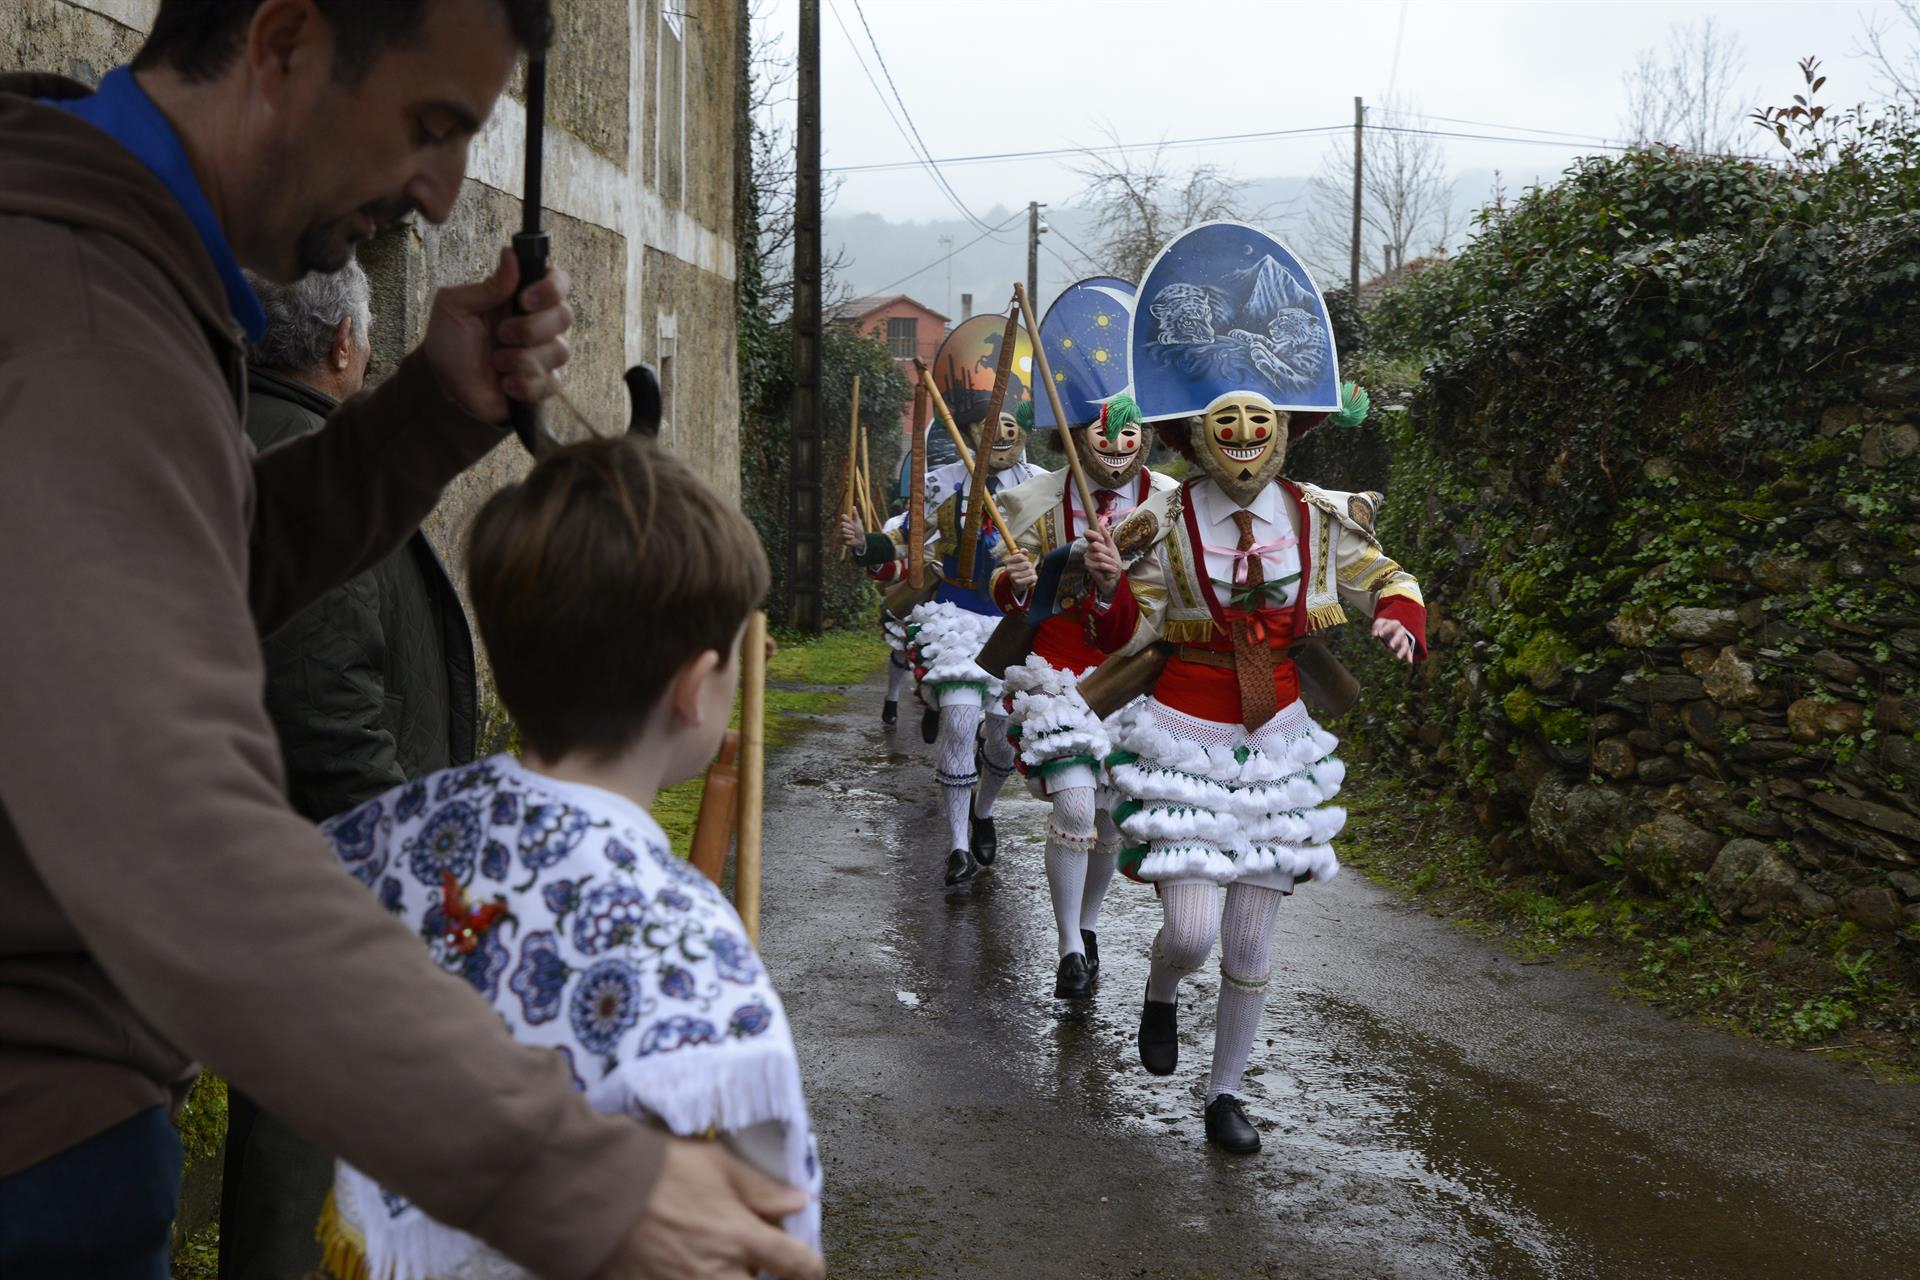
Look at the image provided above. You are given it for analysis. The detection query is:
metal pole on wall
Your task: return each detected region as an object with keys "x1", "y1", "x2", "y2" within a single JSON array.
[
  {"x1": 788, "y1": 0, "x2": 824, "y2": 632},
  {"x1": 1349, "y1": 96, "x2": 1364, "y2": 297}
]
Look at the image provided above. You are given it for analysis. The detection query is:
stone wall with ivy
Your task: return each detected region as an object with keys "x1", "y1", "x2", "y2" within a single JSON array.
[{"x1": 1303, "y1": 94, "x2": 1920, "y2": 957}]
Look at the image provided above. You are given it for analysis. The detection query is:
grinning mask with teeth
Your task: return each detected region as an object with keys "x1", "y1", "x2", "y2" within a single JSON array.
[
  {"x1": 1076, "y1": 393, "x2": 1147, "y2": 491},
  {"x1": 969, "y1": 410, "x2": 1029, "y2": 474},
  {"x1": 1195, "y1": 393, "x2": 1290, "y2": 506}
]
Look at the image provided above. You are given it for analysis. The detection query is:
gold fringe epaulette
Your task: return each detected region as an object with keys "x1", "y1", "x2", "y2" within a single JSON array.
[
  {"x1": 1163, "y1": 619, "x2": 1221, "y2": 644},
  {"x1": 315, "y1": 1189, "x2": 371, "y2": 1280},
  {"x1": 1306, "y1": 601, "x2": 1349, "y2": 633}
]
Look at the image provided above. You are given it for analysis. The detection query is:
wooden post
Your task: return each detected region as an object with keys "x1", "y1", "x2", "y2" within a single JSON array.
[
  {"x1": 735, "y1": 611, "x2": 768, "y2": 944},
  {"x1": 787, "y1": 0, "x2": 824, "y2": 630},
  {"x1": 1350, "y1": 96, "x2": 1364, "y2": 297},
  {"x1": 907, "y1": 382, "x2": 928, "y2": 589}
]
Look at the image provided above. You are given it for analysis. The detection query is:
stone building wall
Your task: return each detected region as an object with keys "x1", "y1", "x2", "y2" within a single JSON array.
[{"x1": 7, "y1": 0, "x2": 746, "y2": 588}]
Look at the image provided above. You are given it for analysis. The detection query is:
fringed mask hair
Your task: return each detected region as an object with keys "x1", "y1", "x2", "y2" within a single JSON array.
[{"x1": 969, "y1": 399, "x2": 1031, "y2": 474}]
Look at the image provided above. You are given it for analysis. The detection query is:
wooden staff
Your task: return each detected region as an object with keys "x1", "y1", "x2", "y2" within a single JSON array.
[
  {"x1": 688, "y1": 732, "x2": 740, "y2": 884},
  {"x1": 908, "y1": 380, "x2": 928, "y2": 589},
  {"x1": 856, "y1": 414, "x2": 879, "y2": 529},
  {"x1": 959, "y1": 311, "x2": 1022, "y2": 581},
  {"x1": 1013, "y1": 282, "x2": 1100, "y2": 524},
  {"x1": 836, "y1": 376, "x2": 862, "y2": 560},
  {"x1": 735, "y1": 611, "x2": 768, "y2": 944},
  {"x1": 913, "y1": 357, "x2": 1016, "y2": 548}
]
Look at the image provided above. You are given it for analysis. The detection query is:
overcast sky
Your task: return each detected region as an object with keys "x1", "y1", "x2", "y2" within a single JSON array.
[{"x1": 763, "y1": 0, "x2": 1900, "y2": 226}]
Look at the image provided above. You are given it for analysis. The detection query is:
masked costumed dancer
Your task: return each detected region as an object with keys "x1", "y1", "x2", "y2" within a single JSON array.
[
  {"x1": 1091, "y1": 223, "x2": 1426, "y2": 1154},
  {"x1": 841, "y1": 316, "x2": 1041, "y2": 885},
  {"x1": 989, "y1": 278, "x2": 1181, "y2": 999},
  {"x1": 866, "y1": 427, "x2": 962, "y2": 728}
]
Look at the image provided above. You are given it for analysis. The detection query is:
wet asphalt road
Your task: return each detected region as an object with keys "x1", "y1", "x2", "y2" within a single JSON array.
[{"x1": 758, "y1": 672, "x2": 1920, "y2": 1279}]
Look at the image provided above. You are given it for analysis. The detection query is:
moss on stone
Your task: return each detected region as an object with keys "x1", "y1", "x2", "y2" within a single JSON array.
[
  {"x1": 1541, "y1": 707, "x2": 1592, "y2": 747},
  {"x1": 1504, "y1": 687, "x2": 1542, "y2": 728},
  {"x1": 1506, "y1": 629, "x2": 1578, "y2": 691}
]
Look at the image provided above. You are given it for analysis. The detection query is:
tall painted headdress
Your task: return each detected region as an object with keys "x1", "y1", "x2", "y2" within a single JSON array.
[
  {"x1": 929, "y1": 312, "x2": 1034, "y2": 430},
  {"x1": 1031, "y1": 277, "x2": 1136, "y2": 431},
  {"x1": 1129, "y1": 221, "x2": 1341, "y2": 438}
]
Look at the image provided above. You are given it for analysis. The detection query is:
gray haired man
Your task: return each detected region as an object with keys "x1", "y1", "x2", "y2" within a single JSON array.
[{"x1": 220, "y1": 259, "x2": 478, "y2": 1280}]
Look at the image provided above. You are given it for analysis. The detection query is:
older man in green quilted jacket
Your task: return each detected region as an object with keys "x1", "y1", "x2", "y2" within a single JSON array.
[{"x1": 221, "y1": 258, "x2": 478, "y2": 1280}]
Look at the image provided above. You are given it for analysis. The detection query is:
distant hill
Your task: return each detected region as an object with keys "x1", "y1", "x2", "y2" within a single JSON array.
[{"x1": 826, "y1": 167, "x2": 1523, "y2": 320}]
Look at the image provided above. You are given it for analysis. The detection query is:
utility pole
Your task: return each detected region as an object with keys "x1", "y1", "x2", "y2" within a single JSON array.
[
  {"x1": 939, "y1": 233, "x2": 954, "y2": 319},
  {"x1": 1349, "y1": 96, "x2": 1364, "y2": 297},
  {"x1": 788, "y1": 0, "x2": 823, "y2": 632},
  {"x1": 1027, "y1": 201, "x2": 1045, "y2": 315}
]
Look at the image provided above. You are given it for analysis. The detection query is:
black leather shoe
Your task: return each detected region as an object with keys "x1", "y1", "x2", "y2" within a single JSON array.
[
  {"x1": 1081, "y1": 930, "x2": 1100, "y2": 976},
  {"x1": 920, "y1": 707, "x2": 940, "y2": 744},
  {"x1": 1138, "y1": 985, "x2": 1177, "y2": 1075},
  {"x1": 882, "y1": 699, "x2": 898, "y2": 726},
  {"x1": 944, "y1": 848, "x2": 980, "y2": 886},
  {"x1": 1054, "y1": 952, "x2": 1092, "y2": 1000},
  {"x1": 1204, "y1": 1094, "x2": 1261, "y2": 1154},
  {"x1": 969, "y1": 813, "x2": 998, "y2": 866}
]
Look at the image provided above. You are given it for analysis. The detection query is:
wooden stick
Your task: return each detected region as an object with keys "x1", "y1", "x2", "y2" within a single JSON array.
[
  {"x1": 959, "y1": 310, "x2": 1022, "y2": 581},
  {"x1": 1013, "y1": 282, "x2": 1100, "y2": 525},
  {"x1": 735, "y1": 611, "x2": 768, "y2": 944},
  {"x1": 914, "y1": 357, "x2": 1016, "y2": 547},
  {"x1": 687, "y1": 731, "x2": 740, "y2": 884},
  {"x1": 856, "y1": 410, "x2": 878, "y2": 528},
  {"x1": 836, "y1": 376, "x2": 862, "y2": 560},
  {"x1": 908, "y1": 381, "x2": 928, "y2": 589}
]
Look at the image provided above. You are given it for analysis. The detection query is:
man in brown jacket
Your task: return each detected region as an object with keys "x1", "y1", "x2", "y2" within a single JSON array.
[{"x1": 0, "y1": 3, "x2": 822, "y2": 1279}]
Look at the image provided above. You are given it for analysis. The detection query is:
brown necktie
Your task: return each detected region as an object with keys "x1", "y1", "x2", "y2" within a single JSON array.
[{"x1": 1230, "y1": 509, "x2": 1279, "y2": 731}]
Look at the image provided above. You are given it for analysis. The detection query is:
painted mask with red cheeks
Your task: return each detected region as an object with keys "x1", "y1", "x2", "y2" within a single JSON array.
[
  {"x1": 1077, "y1": 418, "x2": 1146, "y2": 491},
  {"x1": 1196, "y1": 394, "x2": 1291, "y2": 506},
  {"x1": 974, "y1": 411, "x2": 1029, "y2": 474}
]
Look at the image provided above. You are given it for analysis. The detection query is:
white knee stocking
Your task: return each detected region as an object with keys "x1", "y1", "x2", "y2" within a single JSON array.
[
  {"x1": 935, "y1": 702, "x2": 983, "y2": 852},
  {"x1": 1146, "y1": 881, "x2": 1219, "y2": 1003},
  {"x1": 1043, "y1": 787, "x2": 1098, "y2": 958},
  {"x1": 1207, "y1": 883, "x2": 1285, "y2": 1102},
  {"x1": 886, "y1": 652, "x2": 909, "y2": 701},
  {"x1": 1082, "y1": 811, "x2": 1121, "y2": 934},
  {"x1": 972, "y1": 712, "x2": 1016, "y2": 818}
]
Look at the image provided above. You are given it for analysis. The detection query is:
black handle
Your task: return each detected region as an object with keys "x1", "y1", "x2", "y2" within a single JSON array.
[
  {"x1": 624, "y1": 363, "x2": 663, "y2": 436},
  {"x1": 507, "y1": 228, "x2": 551, "y2": 458}
]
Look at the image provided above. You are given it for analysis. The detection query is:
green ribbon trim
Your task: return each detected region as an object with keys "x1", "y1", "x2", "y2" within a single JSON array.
[
  {"x1": 1109, "y1": 798, "x2": 1145, "y2": 826},
  {"x1": 1212, "y1": 572, "x2": 1301, "y2": 611},
  {"x1": 1033, "y1": 753, "x2": 1100, "y2": 778},
  {"x1": 1105, "y1": 749, "x2": 1141, "y2": 770},
  {"x1": 1118, "y1": 842, "x2": 1150, "y2": 874}
]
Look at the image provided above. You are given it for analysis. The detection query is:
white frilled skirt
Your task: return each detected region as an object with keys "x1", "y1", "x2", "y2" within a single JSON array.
[
  {"x1": 1001, "y1": 653, "x2": 1112, "y2": 797},
  {"x1": 1106, "y1": 697, "x2": 1346, "y2": 891},
  {"x1": 905, "y1": 601, "x2": 1001, "y2": 709}
]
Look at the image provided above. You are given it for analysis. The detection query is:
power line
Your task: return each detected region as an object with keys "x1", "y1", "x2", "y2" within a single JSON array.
[
  {"x1": 825, "y1": 123, "x2": 1350, "y2": 175},
  {"x1": 822, "y1": 0, "x2": 1004, "y2": 237},
  {"x1": 845, "y1": 0, "x2": 1001, "y2": 237}
]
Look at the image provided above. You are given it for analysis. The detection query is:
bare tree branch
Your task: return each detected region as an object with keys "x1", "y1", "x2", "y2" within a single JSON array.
[
  {"x1": 1856, "y1": 0, "x2": 1920, "y2": 103},
  {"x1": 1068, "y1": 127, "x2": 1246, "y2": 283},
  {"x1": 1303, "y1": 98, "x2": 1455, "y2": 287},
  {"x1": 1621, "y1": 17, "x2": 1747, "y2": 153}
]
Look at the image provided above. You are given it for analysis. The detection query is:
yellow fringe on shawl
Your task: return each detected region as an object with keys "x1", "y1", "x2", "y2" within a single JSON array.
[
  {"x1": 315, "y1": 1189, "x2": 371, "y2": 1280},
  {"x1": 1306, "y1": 600, "x2": 1349, "y2": 633}
]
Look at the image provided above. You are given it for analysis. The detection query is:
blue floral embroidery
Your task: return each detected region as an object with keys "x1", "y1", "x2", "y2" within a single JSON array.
[
  {"x1": 658, "y1": 963, "x2": 697, "y2": 1001},
  {"x1": 491, "y1": 792, "x2": 520, "y2": 827},
  {"x1": 604, "y1": 838, "x2": 638, "y2": 870},
  {"x1": 542, "y1": 877, "x2": 586, "y2": 921},
  {"x1": 729, "y1": 1001, "x2": 773, "y2": 1039},
  {"x1": 710, "y1": 930, "x2": 760, "y2": 985},
  {"x1": 481, "y1": 838, "x2": 510, "y2": 882},
  {"x1": 378, "y1": 876, "x2": 404, "y2": 914},
  {"x1": 636, "y1": 1014, "x2": 720, "y2": 1056},
  {"x1": 434, "y1": 763, "x2": 492, "y2": 801},
  {"x1": 553, "y1": 1044, "x2": 585, "y2": 1092},
  {"x1": 645, "y1": 840, "x2": 706, "y2": 889},
  {"x1": 380, "y1": 1187, "x2": 412, "y2": 1219},
  {"x1": 395, "y1": 780, "x2": 427, "y2": 822},
  {"x1": 510, "y1": 930, "x2": 571, "y2": 1025},
  {"x1": 654, "y1": 886, "x2": 693, "y2": 914},
  {"x1": 326, "y1": 799, "x2": 382, "y2": 867},
  {"x1": 570, "y1": 959, "x2": 642, "y2": 1056},
  {"x1": 572, "y1": 882, "x2": 648, "y2": 954},
  {"x1": 520, "y1": 802, "x2": 593, "y2": 875},
  {"x1": 405, "y1": 801, "x2": 482, "y2": 886}
]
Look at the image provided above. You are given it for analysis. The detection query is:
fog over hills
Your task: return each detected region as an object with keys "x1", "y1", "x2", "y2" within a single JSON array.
[{"x1": 827, "y1": 168, "x2": 1513, "y2": 319}]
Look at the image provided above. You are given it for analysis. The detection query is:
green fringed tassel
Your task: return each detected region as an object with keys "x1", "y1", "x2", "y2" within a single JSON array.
[
  {"x1": 1014, "y1": 399, "x2": 1035, "y2": 431},
  {"x1": 1096, "y1": 392, "x2": 1142, "y2": 447},
  {"x1": 1328, "y1": 381, "x2": 1370, "y2": 428}
]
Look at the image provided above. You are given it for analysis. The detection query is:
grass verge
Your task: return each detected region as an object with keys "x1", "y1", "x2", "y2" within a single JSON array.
[
  {"x1": 1338, "y1": 761, "x2": 1920, "y2": 1081},
  {"x1": 654, "y1": 628, "x2": 891, "y2": 854}
]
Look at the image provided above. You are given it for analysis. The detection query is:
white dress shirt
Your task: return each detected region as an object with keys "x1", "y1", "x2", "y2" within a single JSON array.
[{"x1": 1190, "y1": 478, "x2": 1302, "y2": 610}]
